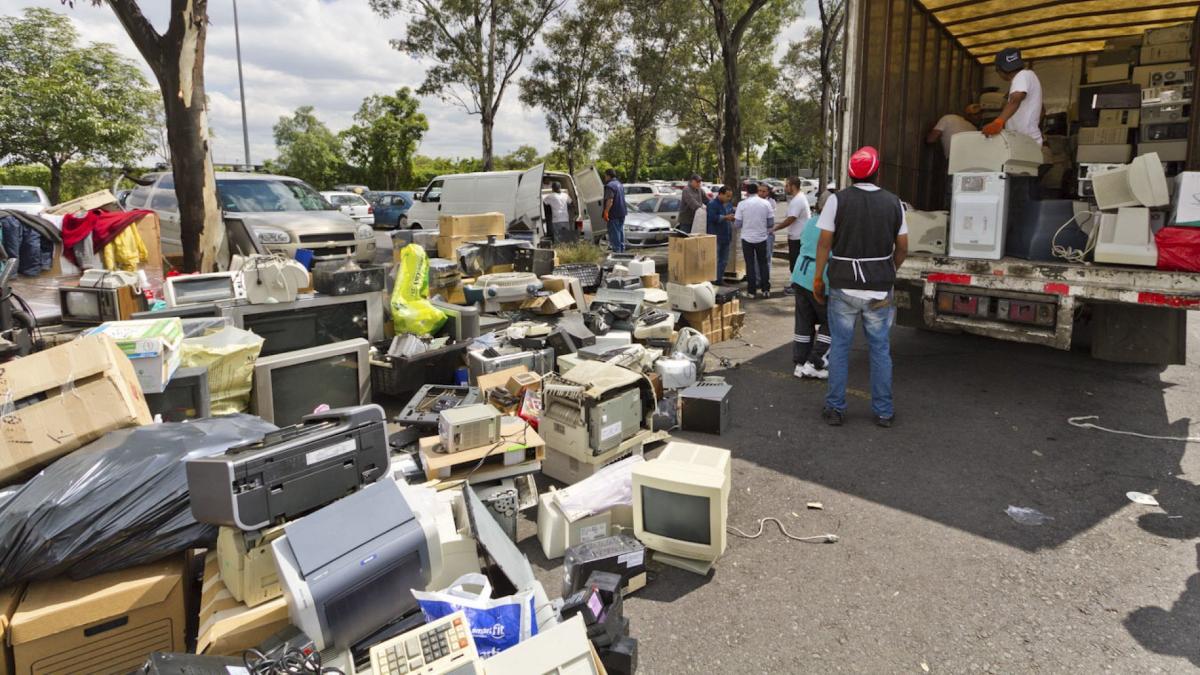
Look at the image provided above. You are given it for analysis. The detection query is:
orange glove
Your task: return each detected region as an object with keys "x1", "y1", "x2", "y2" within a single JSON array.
[{"x1": 982, "y1": 118, "x2": 1006, "y2": 137}]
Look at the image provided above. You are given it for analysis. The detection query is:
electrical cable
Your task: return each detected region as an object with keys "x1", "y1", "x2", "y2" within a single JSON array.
[
  {"x1": 1051, "y1": 210, "x2": 1097, "y2": 264},
  {"x1": 1068, "y1": 415, "x2": 1200, "y2": 443},
  {"x1": 461, "y1": 422, "x2": 532, "y2": 481},
  {"x1": 727, "y1": 517, "x2": 839, "y2": 543},
  {"x1": 242, "y1": 646, "x2": 344, "y2": 675}
]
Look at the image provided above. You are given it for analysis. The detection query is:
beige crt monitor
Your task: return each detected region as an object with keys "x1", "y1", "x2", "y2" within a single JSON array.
[
  {"x1": 1091, "y1": 152, "x2": 1170, "y2": 211},
  {"x1": 948, "y1": 130, "x2": 1044, "y2": 176},
  {"x1": 632, "y1": 442, "x2": 731, "y2": 575}
]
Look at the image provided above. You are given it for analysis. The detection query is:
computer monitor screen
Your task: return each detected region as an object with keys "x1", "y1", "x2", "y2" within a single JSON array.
[
  {"x1": 270, "y1": 352, "x2": 362, "y2": 426},
  {"x1": 63, "y1": 290, "x2": 101, "y2": 321},
  {"x1": 640, "y1": 486, "x2": 711, "y2": 545},
  {"x1": 244, "y1": 311, "x2": 320, "y2": 356},
  {"x1": 241, "y1": 299, "x2": 370, "y2": 357}
]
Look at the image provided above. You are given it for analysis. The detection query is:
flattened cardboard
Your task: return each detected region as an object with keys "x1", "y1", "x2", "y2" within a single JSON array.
[
  {"x1": 540, "y1": 275, "x2": 587, "y2": 310},
  {"x1": 439, "y1": 212, "x2": 506, "y2": 238},
  {"x1": 0, "y1": 334, "x2": 151, "y2": 485},
  {"x1": 668, "y1": 235, "x2": 717, "y2": 284},
  {"x1": 10, "y1": 557, "x2": 185, "y2": 675},
  {"x1": 197, "y1": 553, "x2": 289, "y2": 656},
  {"x1": 0, "y1": 585, "x2": 23, "y2": 675}
]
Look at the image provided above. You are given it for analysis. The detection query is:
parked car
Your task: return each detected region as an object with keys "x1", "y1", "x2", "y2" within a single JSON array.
[
  {"x1": 320, "y1": 191, "x2": 374, "y2": 225},
  {"x1": 623, "y1": 209, "x2": 672, "y2": 248},
  {"x1": 633, "y1": 195, "x2": 683, "y2": 229},
  {"x1": 369, "y1": 191, "x2": 415, "y2": 229},
  {"x1": 126, "y1": 171, "x2": 376, "y2": 263},
  {"x1": 0, "y1": 186, "x2": 50, "y2": 214},
  {"x1": 623, "y1": 182, "x2": 676, "y2": 206},
  {"x1": 333, "y1": 184, "x2": 370, "y2": 195}
]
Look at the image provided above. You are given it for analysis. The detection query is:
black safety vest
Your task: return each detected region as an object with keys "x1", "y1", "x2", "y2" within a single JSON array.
[{"x1": 828, "y1": 186, "x2": 904, "y2": 291}]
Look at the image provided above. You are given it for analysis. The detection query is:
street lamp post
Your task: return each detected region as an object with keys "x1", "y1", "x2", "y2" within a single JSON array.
[{"x1": 233, "y1": 0, "x2": 251, "y2": 168}]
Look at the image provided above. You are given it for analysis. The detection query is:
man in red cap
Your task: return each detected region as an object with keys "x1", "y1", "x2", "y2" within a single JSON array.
[{"x1": 812, "y1": 146, "x2": 908, "y2": 427}]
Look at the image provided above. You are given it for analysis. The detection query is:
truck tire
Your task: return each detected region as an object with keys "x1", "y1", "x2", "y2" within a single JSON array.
[{"x1": 1088, "y1": 302, "x2": 1187, "y2": 365}]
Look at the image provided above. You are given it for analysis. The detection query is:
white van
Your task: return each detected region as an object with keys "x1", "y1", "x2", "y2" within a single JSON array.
[{"x1": 406, "y1": 164, "x2": 607, "y2": 244}]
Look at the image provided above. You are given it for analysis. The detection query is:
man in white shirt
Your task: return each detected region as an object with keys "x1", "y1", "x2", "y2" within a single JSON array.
[
  {"x1": 927, "y1": 104, "x2": 983, "y2": 158},
  {"x1": 982, "y1": 47, "x2": 1043, "y2": 145},
  {"x1": 735, "y1": 182, "x2": 775, "y2": 298},
  {"x1": 774, "y1": 176, "x2": 812, "y2": 296},
  {"x1": 542, "y1": 182, "x2": 573, "y2": 243}
]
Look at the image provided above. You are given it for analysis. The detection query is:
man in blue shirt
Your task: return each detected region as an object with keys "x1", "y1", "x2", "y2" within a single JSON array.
[
  {"x1": 602, "y1": 169, "x2": 628, "y2": 253},
  {"x1": 790, "y1": 213, "x2": 830, "y2": 379},
  {"x1": 706, "y1": 186, "x2": 735, "y2": 283}
]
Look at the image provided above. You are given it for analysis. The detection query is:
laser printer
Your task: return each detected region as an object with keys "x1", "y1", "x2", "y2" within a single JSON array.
[
  {"x1": 541, "y1": 361, "x2": 653, "y2": 460},
  {"x1": 187, "y1": 405, "x2": 389, "y2": 530}
]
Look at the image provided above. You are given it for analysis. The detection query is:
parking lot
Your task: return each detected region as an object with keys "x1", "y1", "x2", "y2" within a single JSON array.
[{"x1": 507, "y1": 256, "x2": 1200, "y2": 673}]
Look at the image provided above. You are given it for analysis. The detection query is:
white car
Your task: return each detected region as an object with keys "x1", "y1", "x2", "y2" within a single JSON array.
[
  {"x1": 0, "y1": 186, "x2": 51, "y2": 214},
  {"x1": 321, "y1": 191, "x2": 374, "y2": 225},
  {"x1": 623, "y1": 182, "x2": 676, "y2": 206}
]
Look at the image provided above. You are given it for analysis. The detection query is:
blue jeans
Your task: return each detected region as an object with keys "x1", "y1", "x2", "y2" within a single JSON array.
[
  {"x1": 607, "y1": 217, "x2": 626, "y2": 253},
  {"x1": 715, "y1": 235, "x2": 731, "y2": 283},
  {"x1": 825, "y1": 288, "x2": 895, "y2": 418}
]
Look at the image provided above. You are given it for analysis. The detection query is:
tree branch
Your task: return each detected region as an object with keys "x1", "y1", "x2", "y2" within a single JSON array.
[{"x1": 103, "y1": 0, "x2": 163, "y2": 66}]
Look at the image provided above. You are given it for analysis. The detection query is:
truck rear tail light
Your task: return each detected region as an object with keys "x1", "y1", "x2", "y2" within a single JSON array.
[
  {"x1": 938, "y1": 291, "x2": 989, "y2": 317},
  {"x1": 996, "y1": 299, "x2": 1056, "y2": 326}
]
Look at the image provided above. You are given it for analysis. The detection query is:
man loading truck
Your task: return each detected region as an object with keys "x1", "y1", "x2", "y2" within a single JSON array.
[{"x1": 981, "y1": 47, "x2": 1043, "y2": 145}]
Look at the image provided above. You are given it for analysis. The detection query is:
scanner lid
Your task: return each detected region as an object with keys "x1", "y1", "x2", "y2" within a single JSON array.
[{"x1": 286, "y1": 479, "x2": 415, "y2": 577}]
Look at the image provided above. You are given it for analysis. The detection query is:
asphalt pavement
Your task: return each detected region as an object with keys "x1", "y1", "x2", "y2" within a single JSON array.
[{"x1": 512, "y1": 256, "x2": 1200, "y2": 674}]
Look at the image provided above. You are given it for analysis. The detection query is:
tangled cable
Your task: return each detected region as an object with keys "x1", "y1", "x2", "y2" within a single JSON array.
[
  {"x1": 242, "y1": 647, "x2": 344, "y2": 675},
  {"x1": 727, "y1": 517, "x2": 839, "y2": 543}
]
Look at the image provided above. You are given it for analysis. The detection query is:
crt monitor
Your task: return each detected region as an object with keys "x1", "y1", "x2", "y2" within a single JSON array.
[
  {"x1": 1091, "y1": 152, "x2": 1170, "y2": 211},
  {"x1": 631, "y1": 442, "x2": 731, "y2": 575},
  {"x1": 947, "y1": 130, "x2": 1043, "y2": 177},
  {"x1": 251, "y1": 338, "x2": 370, "y2": 426},
  {"x1": 145, "y1": 366, "x2": 211, "y2": 422},
  {"x1": 224, "y1": 292, "x2": 384, "y2": 357}
]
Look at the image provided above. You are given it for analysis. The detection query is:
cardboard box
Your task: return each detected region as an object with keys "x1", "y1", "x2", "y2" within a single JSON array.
[
  {"x1": 197, "y1": 553, "x2": 289, "y2": 656},
  {"x1": 1086, "y1": 63, "x2": 1130, "y2": 84},
  {"x1": 1145, "y1": 24, "x2": 1192, "y2": 46},
  {"x1": 0, "y1": 335, "x2": 151, "y2": 486},
  {"x1": 728, "y1": 311, "x2": 746, "y2": 337},
  {"x1": 1098, "y1": 109, "x2": 1140, "y2": 127},
  {"x1": 1141, "y1": 42, "x2": 1191, "y2": 66},
  {"x1": 437, "y1": 235, "x2": 472, "y2": 260},
  {"x1": 1077, "y1": 126, "x2": 1130, "y2": 145},
  {"x1": 10, "y1": 557, "x2": 186, "y2": 675},
  {"x1": 82, "y1": 318, "x2": 183, "y2": 394},
  {"x1": 540, "y1": 275, "x2": 587, "y2": 310},
  {"x1": 541, "y1": 444, "x2": 644, "y2": 485},
  {"x1": 1076, "y1": 144, "x2": 1132, "y2": 164},
  {"x1": 506, "y1": 372, "x2": 543, "y2": 396},
  {"x1": 640, "y1": 273, "x2": 660, "y2": 289},
  {"x1": 668, "y1": 234, "x2": 717, "y2": 284},
  {"x1": 0, "y1": 586, "x2": 23, "y2": 675},
  {"x1": 1132, "y1": 61, "x2": 1191, "y2": 87},
  {"x1": 216, "y1": 526, "x2": 284, "y2": 608},
  {"x1": 439, "y1": 212, "x2": 506, "y2": 238},
  {"x1": 520, "y1": 288, "x2": 575, "y2": 315},
  {"x1": 476, "y1": 365, "x2": 528, "y2": 395},
  {"x1": 682, "y1": 307, "x2": 721, "y2": 334}
]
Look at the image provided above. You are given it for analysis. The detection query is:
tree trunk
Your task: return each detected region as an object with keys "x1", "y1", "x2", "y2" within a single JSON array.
[
  {"x1": 481, "y1": 115, "x2": 495, "y2": 171},
  {"x1": 47, "y1": 159, "x2": 63, "y2": 205},
  {"x1": 720, "y1": 38, "x2": 741, "y2": 201},
  {"x1": 630, "y1": 130, "x2": 644, "y2": 183}
]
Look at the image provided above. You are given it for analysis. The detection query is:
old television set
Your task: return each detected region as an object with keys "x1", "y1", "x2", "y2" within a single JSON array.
[
  {"x1": 223, "y1": 292, "x2": 384, "y2": 357},
  {"x1": 58, "y1": 285, "x2": 147, "y2": 325},
  {"x1": 632, "y1": 442, "x2": 731, "y2": 575},
  {"x1": 164, "y1": 271, "x2": 245, "y2": 307},
  {"x1": 1091, "y1": 152, "x2": 1170, "y2": 211},
  {"x1": 251, "y1": 338, "x2": 370, "y2": 426},
  {"x1": 144, "y1": 366, "x2": 210, "y2": 422},
  {"x1": 947, "y1": 130, "x2": 1044, "y2": 177}
]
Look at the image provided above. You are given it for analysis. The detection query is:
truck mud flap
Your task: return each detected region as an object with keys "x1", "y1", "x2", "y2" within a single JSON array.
[{"x1": 1089, "y1": 302, "x2": 1187, "y2": 365}]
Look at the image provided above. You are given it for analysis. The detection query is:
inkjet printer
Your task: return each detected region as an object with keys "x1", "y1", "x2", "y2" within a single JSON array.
[{"x1": 187, "y1": 405, "x2": 389, "y2": 530}]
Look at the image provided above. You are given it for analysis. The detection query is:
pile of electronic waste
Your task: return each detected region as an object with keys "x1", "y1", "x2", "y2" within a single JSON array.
[{"x1": 0, "y1": 211, "x2": 747, "y2": 675}]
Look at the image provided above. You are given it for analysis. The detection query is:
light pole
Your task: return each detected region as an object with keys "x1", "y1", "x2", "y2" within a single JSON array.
[{"x1": 233, "y1": 0, "x2": 251, "y2": 168}]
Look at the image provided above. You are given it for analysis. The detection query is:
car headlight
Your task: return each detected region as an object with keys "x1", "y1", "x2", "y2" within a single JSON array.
[
  {"x1": 255, "y1": 227, "x2": 290, "y2": 244},
  {"x1": 627, "y1": 224, "x2": 646, "y2": 232},
  {"x1": 356, "y1": 224, "x2": 375, "y2": 240}
]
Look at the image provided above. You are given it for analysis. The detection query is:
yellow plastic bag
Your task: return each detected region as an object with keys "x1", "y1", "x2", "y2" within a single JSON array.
[
  {"x1": 179, "y1": 326, "x2": 265, "y2": 415},
  {"x1": 391, "y1": 243, "x2": 447, "y2": 336}
]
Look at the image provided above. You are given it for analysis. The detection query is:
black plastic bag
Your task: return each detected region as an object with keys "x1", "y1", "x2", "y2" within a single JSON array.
[{"x1": 0, "y1": 414, "x2": 275, "y2": 586}]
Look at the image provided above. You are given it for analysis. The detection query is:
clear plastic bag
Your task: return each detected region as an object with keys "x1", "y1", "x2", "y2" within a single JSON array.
[{"x1": 0, "y1": 415, "x2": 276, "y2": 585}]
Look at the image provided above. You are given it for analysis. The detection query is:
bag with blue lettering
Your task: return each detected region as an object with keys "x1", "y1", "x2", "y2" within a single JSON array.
[{"x1": 412, "y1": 573, "x2": 538, "y2": 658}]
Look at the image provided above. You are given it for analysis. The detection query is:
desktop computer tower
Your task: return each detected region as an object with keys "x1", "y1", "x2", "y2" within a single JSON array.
[{"x1": 950, "y1": 172, "x2": 1008, "y2": 260}]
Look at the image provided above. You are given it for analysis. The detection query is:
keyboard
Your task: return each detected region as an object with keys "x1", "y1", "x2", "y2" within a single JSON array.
[{"x1": 368, "y1": 611, "x2": 480, "y2": 675}]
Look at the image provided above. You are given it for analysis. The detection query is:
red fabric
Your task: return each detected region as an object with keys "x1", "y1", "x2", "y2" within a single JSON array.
[
  {"x1": 1155, "y1": 226, "x2": 1200, "y2": 273},
  {"x1": 60, "y1": 209, "x2": 153, "y2": 264},
  {"x1": 849, "y1": 146, "x2": 880, "y2": 180}
]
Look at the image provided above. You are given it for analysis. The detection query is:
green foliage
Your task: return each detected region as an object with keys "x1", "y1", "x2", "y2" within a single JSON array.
[
  {"x1": 0, "y1": 8, "x2": 159, "y2": 201},
  {"x1": 553, "y1": 240, "x2": 606, "y2": 264},
  {"x1": 0, "y1": 163, "x2": 133, "y2": 202},
  {"x1": 272, "y1": 106, "x2": 346, "y2": 189},
  {"x1": 341, "y1": 87, "x2": 428, "y2": 191}
]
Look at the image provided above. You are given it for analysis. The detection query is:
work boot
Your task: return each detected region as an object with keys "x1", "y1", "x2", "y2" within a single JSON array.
[{"x1": 821, "y1": 407, "x2": 844, "y2": 426}]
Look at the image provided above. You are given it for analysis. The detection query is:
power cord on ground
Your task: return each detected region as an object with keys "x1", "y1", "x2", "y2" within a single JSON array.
[
  {"x1": 1068, "y1": 415, "x2": 1200, "y2": 443},
  {"x1": 727, "y1": 517, "x2": 839, "y2": 543}
]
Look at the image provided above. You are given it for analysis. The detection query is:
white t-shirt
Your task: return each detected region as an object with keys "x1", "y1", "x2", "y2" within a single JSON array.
[
  {"x1": 543, "y1": 192, "x2": 571, "y2": 223},
  {"x1": 784, "y1": 193, "x2": 811, "y2": 240},
  {"x1": 934, "y1": 114, "x2": 978, "y2": 157},
  {"x1": 1006, "y1": 69, "x2": 1043, "y2": 145},
  {"x1": 734, "y1": 195, "x2": 775, "y2": 244},
  {"x1": 816, "y1": 184, "x2": 908, "y2": 300}
]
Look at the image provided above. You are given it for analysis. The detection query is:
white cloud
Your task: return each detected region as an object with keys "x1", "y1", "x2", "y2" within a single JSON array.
[{"x1": 1, "y1": 0, "x2": 814, "y2": 165}]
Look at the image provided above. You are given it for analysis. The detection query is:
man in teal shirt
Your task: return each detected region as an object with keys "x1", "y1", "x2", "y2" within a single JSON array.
[{"x1": 791, "y1": 213, "x2": 830, "y2": 379}]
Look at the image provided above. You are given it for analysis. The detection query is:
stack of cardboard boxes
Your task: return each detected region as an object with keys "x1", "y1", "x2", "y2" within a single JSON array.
[{"x1": 681, "y1": 298, "x2": 744, "y2": 345}]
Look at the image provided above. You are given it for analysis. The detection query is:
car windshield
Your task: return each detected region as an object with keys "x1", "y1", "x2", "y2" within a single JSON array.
[
  {"x1": 0, "y1": 189, "x2": 40, "y2": 204},
  {"x1": 637, "y1": 199, "x2": 658, "y2": 213},
  {"x1": 217, "y1": 179, "x2": 332, "y2": 212}
]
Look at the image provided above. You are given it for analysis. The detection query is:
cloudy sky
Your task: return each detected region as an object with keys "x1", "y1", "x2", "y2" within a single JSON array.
[{"x1": 1, "y1": 0, "x2": 816, "y2": 165}]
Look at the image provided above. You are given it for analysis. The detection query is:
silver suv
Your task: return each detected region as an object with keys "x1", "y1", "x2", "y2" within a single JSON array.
[{"x1": 126, "y1": 171, "x2": 376, "y2": 262}]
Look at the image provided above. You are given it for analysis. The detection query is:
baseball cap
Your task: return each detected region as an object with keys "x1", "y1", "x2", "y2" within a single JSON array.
[
  {"x1": 689, "y1": 173, "x2": 703, "y2": 182},
  {"x1": 848, "y1": 146, "x2": 880, "y2": 180},
  {"x1": 995, "y1": 47, "x2": 1024, "y2": 73}
]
